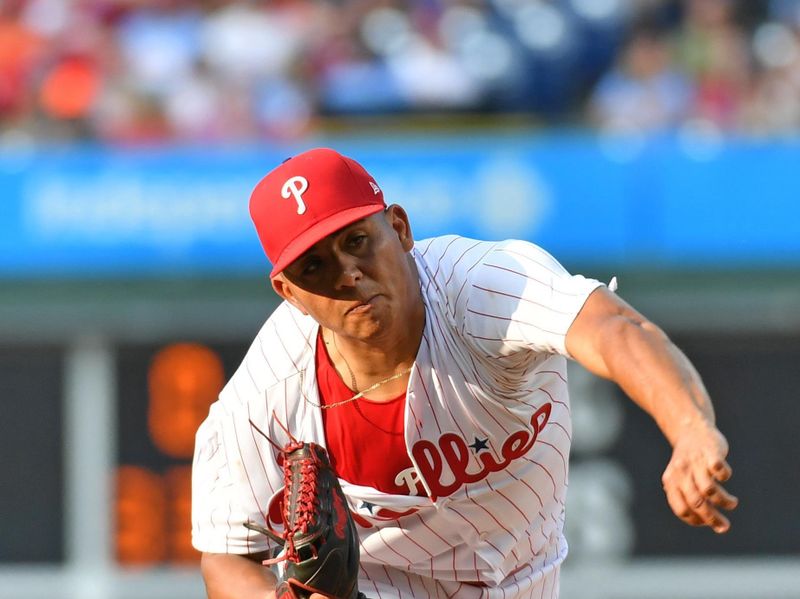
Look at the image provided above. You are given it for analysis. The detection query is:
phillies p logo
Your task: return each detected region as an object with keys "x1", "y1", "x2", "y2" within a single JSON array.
[{"x1": 281, "y1": 176, "x2": 308, "y2": 214}]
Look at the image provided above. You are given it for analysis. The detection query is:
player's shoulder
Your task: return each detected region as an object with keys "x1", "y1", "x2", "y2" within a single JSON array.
[
  {"x1": 252, "y1": 300, "x2": 317, "y2": 375},
  {"x1": 480, "y1": 238, "x2": 570, "y2": 278},
  {"x1": 414, "y1": 235, "x2": 567, "y2": 285},
  {"x1": 217, "y1": 301, "x2": 316, "y2": 409},
  {"x1": 414, "y1": 234, "x2": 496, "y2": 276},
  {"x1": 415, "y1": 233, "x2": 487, "y2": 256},
  {"x1": 260, "y1": 300, "x2": 317, "y2": 343}
]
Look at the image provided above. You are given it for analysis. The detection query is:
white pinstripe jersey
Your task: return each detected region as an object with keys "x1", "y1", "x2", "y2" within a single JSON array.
[{"x1": 192, "y1": 235, "x2": 603, "y2": 598}]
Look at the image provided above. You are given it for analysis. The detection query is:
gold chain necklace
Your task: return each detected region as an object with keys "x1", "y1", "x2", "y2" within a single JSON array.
[
  {"x1": 305, "y1": 331, "x2": 413, "y2": 410},
  {"x1": 331, "y1": 332, "x2": 359, "y2": 392},
  {"x1": 303, "y1": 366, "x2": 413, "y2": 410}
]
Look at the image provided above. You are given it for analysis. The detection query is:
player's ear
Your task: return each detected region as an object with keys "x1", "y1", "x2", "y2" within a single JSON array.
[
  {"x1": 384, "y1": 204, "x2": 414, "y2": 251},
  {"x1": 271, "y1": 275, "x2": 309, "y2": 315}
]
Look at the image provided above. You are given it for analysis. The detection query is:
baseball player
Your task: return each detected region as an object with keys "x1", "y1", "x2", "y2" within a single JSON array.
[{"x1": 192, "y1": 148, "x2": 737, "y2": 598}]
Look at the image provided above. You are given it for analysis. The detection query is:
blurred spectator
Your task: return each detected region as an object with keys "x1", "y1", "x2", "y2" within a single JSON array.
[
  {"x1": 740, "y1": 4, "x2": 800, "y2": 135},
  {"x1": 0, "y1": 0, "x2": 798, "y2": 143},
  {"x1": 588, "y1": 25, "x2": 692, "y2": 132},
  {"x1": 0, "y1": 0, "x2": 47, "y2": 131},
  {"x1": 673, "y1": 0, "x2": 752, "y2": 130}
]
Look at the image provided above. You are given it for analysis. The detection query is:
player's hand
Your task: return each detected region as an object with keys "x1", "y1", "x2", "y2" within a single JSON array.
[{"x1": 661, "y1": 420, "x2": 738, "y2": 533}]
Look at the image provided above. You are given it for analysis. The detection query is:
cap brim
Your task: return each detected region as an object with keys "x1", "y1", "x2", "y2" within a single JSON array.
[{"x1": 269, "y1": 203, "x2": 386, "y2": 277}]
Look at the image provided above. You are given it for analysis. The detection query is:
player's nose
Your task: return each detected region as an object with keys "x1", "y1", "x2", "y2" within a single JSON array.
[{"x1": 333, "y1": 254, "x2": 363, "y2": 289}]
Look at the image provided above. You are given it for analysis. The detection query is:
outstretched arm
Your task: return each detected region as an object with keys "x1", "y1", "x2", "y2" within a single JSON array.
[
  {"x1": 565, "y1": 286, "x2": 738, "y2": 533},
  {"x1": 201, "y1": 552, "x2": 333, "y2": 599},
  {"x1": 201, "y1": 552, "x2": 277, "y2": 599}
]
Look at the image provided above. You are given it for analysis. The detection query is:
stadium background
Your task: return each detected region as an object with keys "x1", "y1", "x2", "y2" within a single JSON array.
[{"x1": 1, "y1": 0, "x2": 799, "y2": 597}]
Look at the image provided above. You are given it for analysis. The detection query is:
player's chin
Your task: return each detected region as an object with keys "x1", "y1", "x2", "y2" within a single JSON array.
[
  {"x1": 344, "y1": 303, "x2": 391, "y2": 330},
  {"x1": 341, "y1": 315, "x2": 384, "y2": 341}
]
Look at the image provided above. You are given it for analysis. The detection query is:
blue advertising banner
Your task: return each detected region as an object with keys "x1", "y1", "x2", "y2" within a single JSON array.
[{"x1": 1, "y1": 134, "x2": 798, "y2": 277}]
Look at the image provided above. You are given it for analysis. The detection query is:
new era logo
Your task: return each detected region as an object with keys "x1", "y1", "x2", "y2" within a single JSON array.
[{"x1": 369, "y1": 181, "x2": 380, "y2": 195}]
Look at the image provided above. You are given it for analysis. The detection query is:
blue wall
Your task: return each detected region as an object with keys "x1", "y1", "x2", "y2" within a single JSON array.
[{"x1": 1, "y1": 134, "x2": 798, "y2": 277}]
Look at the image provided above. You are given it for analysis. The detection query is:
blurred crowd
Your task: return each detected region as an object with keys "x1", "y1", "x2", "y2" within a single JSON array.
[{"x1": 1, "y1": 0, "x2": 799, "y2": 144}]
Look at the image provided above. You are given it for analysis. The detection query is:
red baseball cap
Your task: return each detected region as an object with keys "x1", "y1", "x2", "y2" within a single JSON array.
[{"x1": 249, "y1": 148, "x2": 386, "y2": 277}]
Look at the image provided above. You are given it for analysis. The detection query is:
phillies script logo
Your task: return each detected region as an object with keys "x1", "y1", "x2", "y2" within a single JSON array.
[{"x1": 411, "y1": 402, "x2": 551, "y2": 500}]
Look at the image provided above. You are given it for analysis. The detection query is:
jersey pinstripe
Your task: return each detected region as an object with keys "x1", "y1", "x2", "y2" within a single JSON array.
[{"x1": 192, "y1": 235, "x2": 603, "y2": 596}]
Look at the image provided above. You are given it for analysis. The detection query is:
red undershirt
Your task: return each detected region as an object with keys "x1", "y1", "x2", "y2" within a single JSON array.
[{"x1": 315, "y1": 331, "x2": 418, "y2": 495}]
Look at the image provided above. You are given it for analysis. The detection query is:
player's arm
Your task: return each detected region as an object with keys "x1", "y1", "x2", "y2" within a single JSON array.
[
  {"x1": 200, "y1": 552, "x2": 333, "y2": 599},
  {"x1": 201, "y1": 551, "x2": 276, "y2": 599},
  {"x1": 565, "y1": 286, "x2": 738, "y2": 533}
]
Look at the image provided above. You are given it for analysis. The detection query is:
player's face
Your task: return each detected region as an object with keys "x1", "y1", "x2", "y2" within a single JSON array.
[{"x1": 271, "y1": 205, "x2": 419, "y2": 341}]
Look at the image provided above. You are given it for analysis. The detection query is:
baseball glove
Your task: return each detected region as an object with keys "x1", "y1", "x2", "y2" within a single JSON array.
[{"x1": 245, "y1": 440, "x2": 365, "y2": 599}]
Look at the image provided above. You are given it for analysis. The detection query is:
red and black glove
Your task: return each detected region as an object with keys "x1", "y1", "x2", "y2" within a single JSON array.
[{"x1": 246, "y1": 441, "x2": 366, "y2": 599}]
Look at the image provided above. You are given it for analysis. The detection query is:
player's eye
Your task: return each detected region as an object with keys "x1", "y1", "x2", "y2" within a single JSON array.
[
  {"x1": 300, "y1": 257, "x2": 322, "y2": 276},
  {"x1": 347, "y1": 234, "x2": 367, "y2": 249}
]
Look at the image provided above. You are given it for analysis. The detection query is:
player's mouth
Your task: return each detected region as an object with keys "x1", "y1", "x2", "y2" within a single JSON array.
[{"x1": 346, "y1": 295, "x2": 381, "y2": 314}]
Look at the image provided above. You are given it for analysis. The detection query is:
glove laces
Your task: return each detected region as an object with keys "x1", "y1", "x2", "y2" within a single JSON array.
[{"x1": 276, "y1": 441, "x2": 322, "y2": 564}]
